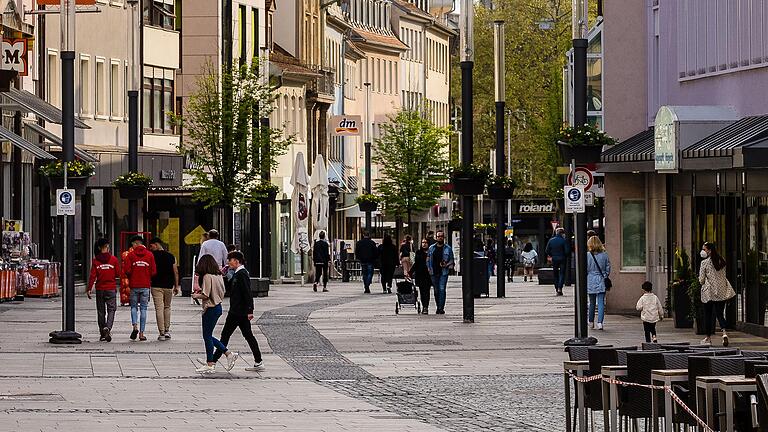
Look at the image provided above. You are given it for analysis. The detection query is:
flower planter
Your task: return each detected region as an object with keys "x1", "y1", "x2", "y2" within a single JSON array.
[
  {"x1": 448, "y1": 219, "x2": 463, "y2": 231},
  {"x1": 672, "y1": 282, "x2": 694, "y2": 328},
  {"x1": 47, "y1": 176, "x2": 90, "y2": 195},
  {"x1": 451, "y1": 177, "x2": 485, "y2": 195},
  {"x1": 694, "y1": 305, "x2": 707, "y2": 335},
  {"x1": 487, "y1": 185, "x2": 515, "y2": 200},
  {"x1": 255, "y1": 190, "x2": 278, "y2": 204},
  {"x1": 118, "y1": 185, "x2": 148, "y2": 200},
  {"x1": 557, "y1": 142, "x2": 604, "y2": 165},
  {"x1": 358, "y1": 201, "x2": 378, "y2": 212}
]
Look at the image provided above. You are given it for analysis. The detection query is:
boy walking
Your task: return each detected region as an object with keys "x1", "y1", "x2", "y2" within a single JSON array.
[
  {"x1": 149, "y1": 238, "x2": 179, "y2": 340},
  {"x1": 87, "y1": 238, "x2": 121, "y2": 342},
  {"x1": 123, "y1": 236, "x2": 157, "y2": 341},
  {"x1": 636, "y1": 281, "x2": 664, "y2": 343},
  {"x1": 212, "y1": 251, "x2": 264, "y2": 371}
]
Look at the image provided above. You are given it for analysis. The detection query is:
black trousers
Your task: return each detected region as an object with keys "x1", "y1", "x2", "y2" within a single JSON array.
[
  {"x1": 314, "y1": 264, "x2": 328, "y2": 287},
  {"x1": 417, "y1": 283, "x2": 431, "y2": 310},
  {"x1": 381, "y1": 267, "x2": 395, "y2": 289},
  {"x1": 704, "y1": 300, "x2": 728, "y2": 336},
  {"x1": 643, "y1": 321, "x2": 657, "y2": 343},
  {"x1": 212, "y1": 313, "x2": 263, "y2": 364}
]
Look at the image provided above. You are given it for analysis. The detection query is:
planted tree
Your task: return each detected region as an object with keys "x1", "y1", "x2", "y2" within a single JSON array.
[
  {"x1": 172, "y1": 60, "x2": 290, "y2": 209},
  {"x1": 373, "y1": 109, "x2": 451, "y2": 228}
]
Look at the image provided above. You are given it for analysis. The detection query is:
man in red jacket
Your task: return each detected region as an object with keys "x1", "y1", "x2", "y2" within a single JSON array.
[
  {"x1": 123, "y1": 236, "x2": 156, "y2": 341},
  {"x1": 87, "y1": 238, "x2": 122, "y2": 342}
]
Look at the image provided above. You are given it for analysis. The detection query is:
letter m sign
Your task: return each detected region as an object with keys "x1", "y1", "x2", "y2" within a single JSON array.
[{"x1": 1, "y1": 39, "x2": 28, "y2": 76}]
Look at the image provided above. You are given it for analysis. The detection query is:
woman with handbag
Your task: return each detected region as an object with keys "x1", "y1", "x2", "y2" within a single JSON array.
[
  {"x1": 586, "y1": 236, "x2": 611, "y2": 330},
  {"x1": 699, "y1": 242, "x2": 736, "y2": 346}
]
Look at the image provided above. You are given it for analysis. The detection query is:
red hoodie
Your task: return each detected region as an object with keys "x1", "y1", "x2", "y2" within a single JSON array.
[
  {"x1": 88, "y1": 253, "x2": 121, "y2": 291},
  {"x1": 123, "y1": 245, "x2": 157, "y2": 289}
]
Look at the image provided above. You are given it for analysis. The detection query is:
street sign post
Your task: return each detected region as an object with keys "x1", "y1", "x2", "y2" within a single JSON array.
[
  {"x1": 564, "y1": 186, "x2": 585, "y2": 213},
  {"x1": 56, "y1": 189, "x2": 76, "y2": 216}
]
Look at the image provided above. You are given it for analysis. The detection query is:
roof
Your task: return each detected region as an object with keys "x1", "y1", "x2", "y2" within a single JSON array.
[
  {"x1": 349, "y1": 28, "x2": 408, "y2": 51},
  {"x1": 3, "y1": 88, "x2": 90, "y2": 129},
  {"x1": 0, "y1": 124, "x2": 56, "y2": 160},
  {"x1": 25, "y1": 121, "x2": 98, "y2": 162},
  {"x1": 269, "y1": 45, "x2": 320, "y2": 78},
  {"x1": 600, "y1": 128, "x2": 655, "y2": 163},
  {"x1": 656, "y1": 105, "x2": 739, "y2": 123},
  {"x1": 393, "y1": 0, "x2": 433, "y2": 20},
  {"x1": 682, "y1": 115, "x2": 768, "y2": 158}
]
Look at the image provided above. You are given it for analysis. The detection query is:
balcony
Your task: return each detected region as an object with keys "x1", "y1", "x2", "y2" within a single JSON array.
[{"x1": 306, "y1": 65, "x2": 335, "y2": 103}]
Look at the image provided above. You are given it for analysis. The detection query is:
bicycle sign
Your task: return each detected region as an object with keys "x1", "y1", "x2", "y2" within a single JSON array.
[{"x1": 567, "y1": 167, "x2": 594, "y2": 191}]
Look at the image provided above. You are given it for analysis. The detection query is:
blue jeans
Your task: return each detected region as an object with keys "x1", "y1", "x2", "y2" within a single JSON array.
[
  {"x1": 129, "y1": 288, "x2": 150, "y2": 333},
  {"x1": 202, "y1": 304, "x2": 227, "y2": 362},
  {"x1": 552, "y1": 259, "x2": 567, "y2": 291},
  {"x1": 431, "y1": 273, "x2": 448, "y2": 311},
  {"x1": 361, "y1": 263, "x2": 374, "y2": 290},
  {"x1": 588, "y1": 292, "x2": 606, "y2": 324}
]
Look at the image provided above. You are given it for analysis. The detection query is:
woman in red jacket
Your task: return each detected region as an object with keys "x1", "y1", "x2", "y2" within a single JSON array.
[{"x1": 87, "y1": 238, "x2": 122, "y2": 342}]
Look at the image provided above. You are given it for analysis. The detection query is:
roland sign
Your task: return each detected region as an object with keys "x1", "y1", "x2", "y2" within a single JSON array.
[{"x1": 518, "y1": 202, "x2": 555, "y2": 214}]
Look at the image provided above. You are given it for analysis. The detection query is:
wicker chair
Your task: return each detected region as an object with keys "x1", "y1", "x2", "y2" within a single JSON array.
[
  {"x1": 742, "y1": 350, "x2": 768, "y2": 359},
  {"x1": 585, "y1": 346, "x2": 637, "y2": 411},
  {"x1": 745, "y1": 359, "x2": 768, "y2": 378},
  {"x1": 756, "y1": 374, "x2": 768, "y2": 432},
  {"x1": 618, "y1": 350, "x2": 669, "y2": 423},
  {"x1": 567, "y1": 345, "x2": 612, "y2": 361},
  {"x1": 641, "y1": 342, "x2": 689, "y2": 351},
  {"x1": 681, "y1": 355, "x2": 746, "y2": 429}
]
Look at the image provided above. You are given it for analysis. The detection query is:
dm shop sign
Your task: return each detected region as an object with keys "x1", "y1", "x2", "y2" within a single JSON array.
[
  {"x1": 329, "y1": 115, "x2": 362, "y2": 137},
  {"x1": 654, "y1": 106, "x2": 677, "y2": 172},
  {"x1": 518, "y1": 202, "x2": 556, "y2": 214}
]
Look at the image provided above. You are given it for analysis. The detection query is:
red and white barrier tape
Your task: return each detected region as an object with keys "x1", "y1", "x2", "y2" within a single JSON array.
[{"x1": 566, "y1": 370, "x2": 714, "y2": 432}]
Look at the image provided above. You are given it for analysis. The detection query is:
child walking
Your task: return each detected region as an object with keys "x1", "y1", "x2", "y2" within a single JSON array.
[{"x1": 636, "y1": 281, "x2": 664, "y2": 343}]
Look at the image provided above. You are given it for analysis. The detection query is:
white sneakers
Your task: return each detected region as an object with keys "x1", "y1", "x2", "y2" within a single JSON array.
[
  {"x1": 596, "y1": 323, "x2": 604, "y2": 330},
  {"x1": 245, "y1": 362, "x2": 265, "y2": 372},
  {"x1": 225, "y1": 352, "x2": 240, "y2": 371},
  {"x1": 195, "y1": 364, "x2": 215, "y2": 374}
]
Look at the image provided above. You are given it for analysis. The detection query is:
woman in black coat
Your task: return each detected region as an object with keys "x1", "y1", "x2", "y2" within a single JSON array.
[
  {"x1": 410, "y1": 238, "x2": 432, "y2": 314},
  {"x1": 377, "y1": 235, "x2": 399, "y2": 294}
]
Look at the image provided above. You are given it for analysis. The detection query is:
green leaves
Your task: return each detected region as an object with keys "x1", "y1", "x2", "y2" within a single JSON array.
[
  {"x1": 557, "y1": 124, "x2": 616, "y2": 147},
  {"x1": 372, "y1": 109, "x2": 451, "y2": 222},
  {"x1": 39, "y1": 160, "x2": 95, "y2": 177},
  {"x1": 171, "y1": 60, "x2": 291, "y2": 209},
  {"x1": 355, "y1": 194, "x2": 381, "y2": 204},
  {"x1": 113, "y1": 171, "x2": 153, "y2": 187},
  {"x1": 450, "y1": 163, "x2": 491, "y2": 181}
]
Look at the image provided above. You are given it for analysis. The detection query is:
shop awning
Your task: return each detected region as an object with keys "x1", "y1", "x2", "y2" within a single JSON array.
[
  {"x1": 24, "y1": 121, "x2": 98, "y2": 163},
  {"x1": 682, "y1": 115, "x2": 768, "y2": 159},
  {"x1": 598, "y1": 128, "x2": 655, "y2": 172},
  {"x1": 0, "y1": 124, "x2": 56, "y2": 160},
  {"x1": 3, "y1": 88, "x2": 90, "y2": 129}
]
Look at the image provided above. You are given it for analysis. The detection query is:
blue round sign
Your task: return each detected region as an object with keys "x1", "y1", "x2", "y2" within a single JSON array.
[
  {"x1": 59, "y1": 191, "x2": 73, "y2": 205},
  {"x1": 567, "y1": 188, "x2": 582, "y2": 202}
]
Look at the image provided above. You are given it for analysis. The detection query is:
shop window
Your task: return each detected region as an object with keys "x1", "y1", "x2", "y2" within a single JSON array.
[
  {"x1": 621, "y1": 200, "x2": 646, "y2": 269},
  {"x1": 143, "y1": 0, "x2": 175, "y2": 30},
  {"x1": 142, "y1": 69, "x2": 175, "y2": 134}
]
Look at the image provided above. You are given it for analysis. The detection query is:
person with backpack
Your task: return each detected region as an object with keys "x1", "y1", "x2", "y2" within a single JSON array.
[
  {"x1": 87, "y1": 238, "x2": 121, "y2": 342},
  {"x1": 520, "y1": 242, "x2": 537, "y2": 282}
]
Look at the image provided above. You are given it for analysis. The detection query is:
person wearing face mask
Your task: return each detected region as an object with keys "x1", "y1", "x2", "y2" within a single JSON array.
[
  {"x1": 427, "y1": 230, "x2": 455, "y2": 315},
  {"x1": 410, "y1": 238, "x2": 433, "y2": 314},
  {"x1": 698, "y1": 242, "x2": 736, "y2": 346}
]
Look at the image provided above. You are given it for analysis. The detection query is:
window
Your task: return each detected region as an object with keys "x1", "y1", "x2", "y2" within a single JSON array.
[
  {"x1": 95, "y1": 58, "x2": 106, "y2": 116},
  {"x1": 79, "y1": 55, "x2": 91, "y2": 116},
  {"x1": 143, "y1": 0, "x2": 175, "y2": 30},
  {"x1": 142, "y1": 67, "x2": 175, "y2": 134},
  {"x1": 239, "y1": 5, "x2": 247, "y2": 61},
  {"x1": 110, "y1": 61, "x2": 121, "y2": 117},
  {"x1": 621, "y1": 200, "x2": 646, "y2": 269},
  {"x1": 124, "y1": 63, "x2": 129, "y2": 121},
  {"x1": 252, "y1": 8, "x2": 260, "y2": 60},
  {"x1": 47, "y1": 50, "x2": 59, "y2": 108}
]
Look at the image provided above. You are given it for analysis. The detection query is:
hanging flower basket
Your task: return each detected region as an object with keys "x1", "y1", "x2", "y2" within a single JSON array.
[
  {"x1": 253, "y1": 181, "x2": 279, "y2": 204},
  {"x1": 556, "y1": 124, "x2": 616, "y2": 164},
  {"x1": 486, "y1": 175, "x2": 516, "y2": 200},
  {"x1": 356, "y1": 194, "x2": 380, "y2": 212},
  {"x1": 450, "y1": 164, "x2": 490, "y2": 196},
  {"x1": 47, "y1": 176, "x2": 90, "y2": 195},
  {"x1": 118, "y1": 185, "x2": 147, "y2": 200}
]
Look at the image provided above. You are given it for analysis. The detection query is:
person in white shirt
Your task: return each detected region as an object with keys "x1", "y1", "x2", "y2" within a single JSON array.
[
  {"x1": 636, "y1": 281, "x2": 664, "y2": 343},
  {"x1": 199, "y1": 229, "x2": 229, "y2": 267}
]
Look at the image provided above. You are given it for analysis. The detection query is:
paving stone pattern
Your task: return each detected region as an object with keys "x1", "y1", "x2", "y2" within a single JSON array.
[{"x1": 259, "y1": 297, "x2": 566, "y2": 431}]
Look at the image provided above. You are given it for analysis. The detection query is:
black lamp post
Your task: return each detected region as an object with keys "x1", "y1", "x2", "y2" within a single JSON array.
[
  {"x1": 459, "y1": 0, "x2": 475, "y2": 323},
  {"x1": 493, "y1": 20, "x2": 506, "y2": 298}
]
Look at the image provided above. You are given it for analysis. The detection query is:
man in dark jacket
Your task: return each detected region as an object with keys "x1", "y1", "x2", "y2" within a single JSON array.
[
  {"x1": 545, "y1": 228, "x2": 570, "y2": 296},
  {"x1": 312, "y1": 231, "x2": 331, "y2": 292},
  {"x1": 212, "y1": 251, "x2": 263, "y2": 371},
  {"x1": 355, "y1": 231, "x2": 378, "y2": 294},
  {"x1": 149, "y1": 238, "x2": 179, "y2": 341}
]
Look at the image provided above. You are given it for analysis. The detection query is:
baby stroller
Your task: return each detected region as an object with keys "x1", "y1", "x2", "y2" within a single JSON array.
[{"x1": 395, "y1": 280, "x2": 421, "y2": 314}]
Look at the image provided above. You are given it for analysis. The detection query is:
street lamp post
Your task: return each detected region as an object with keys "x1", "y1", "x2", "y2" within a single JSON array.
[
  {"x1": 363, "y1": 82, "x2": 372, "y2": 232},
  {"x1": 50, "y1": 0, "x2": 80, "y2": 344},
  {"x1": 127, "y1": 0, "x2": 139, "y2": 232},
  {"x1": 459, "y1": 0, "x2": 474, "y2": 323},
  {"x1": 493, "y1": 21, "x2": 506, "y2": 297},
  {"x1": 564, "y1": 0, "x2": 596, "y2": 346}
]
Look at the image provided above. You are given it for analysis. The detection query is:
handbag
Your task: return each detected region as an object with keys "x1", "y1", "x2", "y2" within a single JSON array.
[{"x1": 590, "y1": 252, "x2": 612, "y2": 291}]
